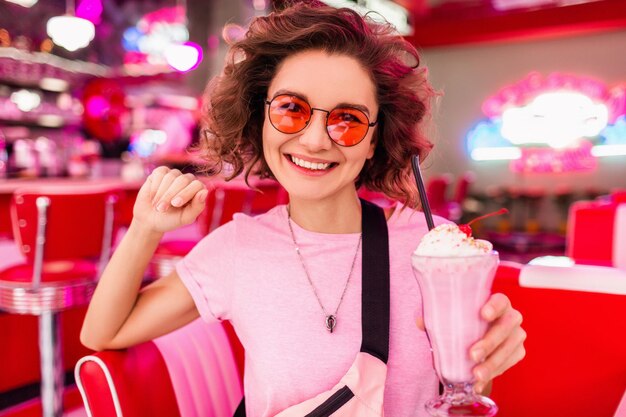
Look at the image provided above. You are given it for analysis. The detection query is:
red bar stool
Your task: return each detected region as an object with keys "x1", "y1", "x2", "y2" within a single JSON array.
[
  {"x1": 448, "y1": 171, "x2": 475, "y2": 222},
  {"x1": 0, "y1": 185, "x2": 121, "y2": 417},
  {"x1": 426, "y1": 175, "x2": 451, "y2": 219}
]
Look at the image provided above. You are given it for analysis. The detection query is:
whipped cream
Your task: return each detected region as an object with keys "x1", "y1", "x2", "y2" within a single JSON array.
[{"x1": 414, "y1": 224, "x2": 493, "y2": 256}]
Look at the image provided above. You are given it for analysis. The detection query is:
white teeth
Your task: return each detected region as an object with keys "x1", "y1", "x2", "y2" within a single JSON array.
[{"x1": 290, "y1": 156, "x2": 331, "y2": 170}]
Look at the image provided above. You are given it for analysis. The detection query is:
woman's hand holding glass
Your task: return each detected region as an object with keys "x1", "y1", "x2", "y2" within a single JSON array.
[
  {"x1": 469, "y1": 293, "x2": 527, "y2": 393},
  {"x1": 416, "y1": 292, "x2": 527, "y2": 393},
  {"x1": 132, "y1": 166, "x2": 209, "y2": 234}
]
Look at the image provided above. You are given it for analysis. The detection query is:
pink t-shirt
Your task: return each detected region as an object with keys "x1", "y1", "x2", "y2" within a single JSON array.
[{"x1": 177, "y1": 204, "x2": 444, "y2": 417}]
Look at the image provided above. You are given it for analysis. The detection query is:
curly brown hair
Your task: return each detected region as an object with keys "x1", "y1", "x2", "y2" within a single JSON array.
[{"x1": 196, "y1": 1, "x2": 435, "y2": 208}]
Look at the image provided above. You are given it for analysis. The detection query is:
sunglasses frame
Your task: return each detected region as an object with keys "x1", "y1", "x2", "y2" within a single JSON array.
[{"x1": 264, "y1": 94, "x2": 378, "y2": 147}]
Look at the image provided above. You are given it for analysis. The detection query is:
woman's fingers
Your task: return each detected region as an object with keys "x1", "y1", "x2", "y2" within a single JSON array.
[
  {"x1": 152, "y1": 169, "x2": 183, "y2": 211},
  {"x1": 480, "y1": 292, "x2": 511, "y2": 322},
  {"x1": 171, "y1": 179, "x2": 206, "y2": 208},
  {"x1": 467, "y1": 293, "x2": 526, "y2": 390},
  {"x1": 471, "y1": 306, "x2": 523, "y2": 363},
  {"x1": 143, "y1": 166, "x2": 207, "y2": 213},
  {"x1": 136, "y1": 174, "x2": 153, "y2": 201},
  {"x1": 155, "y1": 173, "x2": 202, "y2": 211},
  {"x1": 180, "y1": 189, "x2": 209, "y2": 225},
  {"x1": 473, "y1": 326, "x2": 527, "y2": 383},
  {"x1": 148, "y1": 166, "x2": 170, "y2": 202}
]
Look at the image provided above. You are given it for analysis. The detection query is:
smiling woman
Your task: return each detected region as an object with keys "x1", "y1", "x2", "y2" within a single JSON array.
[{"x1": 80, "y1": 2, "x2": 527, "y2": 417}]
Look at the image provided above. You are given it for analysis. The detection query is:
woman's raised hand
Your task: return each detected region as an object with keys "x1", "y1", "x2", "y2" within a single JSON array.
[{"x1": 132, "y1": 166, "x2": 209, "y2": 234}]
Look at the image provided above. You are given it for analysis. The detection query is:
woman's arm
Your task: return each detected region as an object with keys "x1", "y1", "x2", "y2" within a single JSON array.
[{"x1": 80, "y1": 167, "x2": 208, "y2": 351}]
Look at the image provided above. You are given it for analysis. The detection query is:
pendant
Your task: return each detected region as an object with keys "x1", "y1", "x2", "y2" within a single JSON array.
[{"x1": 325, "y1": 315, "x2": 337, "y2": 333}]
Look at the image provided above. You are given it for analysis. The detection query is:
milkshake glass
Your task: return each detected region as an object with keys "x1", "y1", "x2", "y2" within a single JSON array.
[{"x1": 412, "y1": 251, "x2": 499, "y2": 417}]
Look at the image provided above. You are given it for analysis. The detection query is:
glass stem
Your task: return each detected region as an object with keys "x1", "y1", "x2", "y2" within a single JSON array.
[{"x1": 441, "y1": 382, "x2": 476, "y2": 405}]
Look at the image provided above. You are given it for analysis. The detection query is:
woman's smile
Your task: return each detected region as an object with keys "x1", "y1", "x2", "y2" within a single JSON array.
[{"x1": 284, "y1": 153, "x2": 339, "y2": 176}]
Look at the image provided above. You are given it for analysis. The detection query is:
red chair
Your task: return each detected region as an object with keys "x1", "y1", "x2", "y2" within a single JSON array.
[
  {"x1": 151, "y1": 181, "x2": 256, "y2": 279},
  {"x1": 448, "y1": 171, "x2": 475, "y2": 222},
  {"x1": 75, "y1": 319, "x2": 244, "y2": 417},
  {"x1": 0, "y1": 185, "x2": 121, "y2": 417},
  {"x1": 490, "y1": 262, "x2": 626, "y2": 417},
  {"x1": 0, "y1": 191, "x2": 12, "y2": 239},
  {"x1": 249, "y1": 179, "x2": 289, "y2": 216},
  {"x1": 426, "y1": 175, "x2": 451, "y2": 218},
  {"x1": 566, "y1": 198, "x2": 626, "y2": 268}
]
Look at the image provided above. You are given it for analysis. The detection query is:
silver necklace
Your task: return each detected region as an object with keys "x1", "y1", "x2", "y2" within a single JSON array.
[{"x1": 287, "y1": 207, "x2": 362, "y2": 333}]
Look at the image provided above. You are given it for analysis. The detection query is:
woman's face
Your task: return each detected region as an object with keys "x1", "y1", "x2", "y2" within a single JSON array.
[{"x1": 262, "y1": 50, "x2": 378, "y2": 205}]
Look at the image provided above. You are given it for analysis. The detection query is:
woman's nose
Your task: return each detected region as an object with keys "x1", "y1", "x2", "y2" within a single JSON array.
[{"x1": 298, "y1": 110, "x2": 332, "y2": 152}]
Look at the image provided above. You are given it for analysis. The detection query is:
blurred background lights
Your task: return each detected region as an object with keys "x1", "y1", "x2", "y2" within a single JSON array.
[
  {"x1": 252, "y1": 0, "x2": 266, "y2": 11},
  {"x1": 5, "y1": 0, "x2": 38, "y2": 7},
  {"x1": 76, "y1": 0, "x2": 104, "y2": 25},
  {"x1": 320, "y1": 0, "x2": 411, "y2": 35},
  {"x1": 129, "y1": 129, "x2": 167, "y2": 158},
  {"x1": 10, "y1": 89, "x2": 41, "y2": 112},
  {"x1": 501, "y1": 91, "x2": 609, "y2": 149},
  {"x1": 122, "y1": 27, "x2": 144, "y2": 52},
  {"x1": 46, "y1": 15, "x2": 95, "y2": 51},
  {"x1": 471, "y1": 147, "x2": 522, "y2": 161},
  {"x1": 164, "y1": 42, "x2": 202, "y2": 72}
]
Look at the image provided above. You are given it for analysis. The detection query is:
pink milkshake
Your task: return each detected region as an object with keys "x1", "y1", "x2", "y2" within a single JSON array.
[{"x1": 412, "y1": 224, "x2": 499, "y2": 417}]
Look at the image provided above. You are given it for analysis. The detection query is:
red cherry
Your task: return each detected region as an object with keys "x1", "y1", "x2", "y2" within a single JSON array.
[
  {"x1": 459, "y1": 224, "x2": 472, "y2": 237},
  {"x1": 459, "y1": 208, "x2": 509, "y2": 237}
]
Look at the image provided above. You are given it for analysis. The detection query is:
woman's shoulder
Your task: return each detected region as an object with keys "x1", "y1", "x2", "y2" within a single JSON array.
[
  {"x1": 385, "y1": 202, "x2": 451, "y2": 252},
  {"x1": 232, "y1": 204, "x2": 287, "y2": 227},
  {"x1": 192, "y1": 205, "x2": 287, "y2": 253},
  {"x1": 386, "y1": 202, "x2": 451, "y2": 232},
  {"x1": 228, "y1": 205, "x2": 289, "y2": 240}
]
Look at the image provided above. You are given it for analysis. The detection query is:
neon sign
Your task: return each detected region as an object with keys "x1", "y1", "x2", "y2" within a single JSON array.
[
  {"x1": 121, "y1": 6, "x2": 202, "y2": 73},
  {"x1": 468, "y1": 72, "x2": 626, "y2": 173}
]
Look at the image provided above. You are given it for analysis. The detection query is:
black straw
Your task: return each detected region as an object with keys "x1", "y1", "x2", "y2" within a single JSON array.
[{"x1": 411, "y1": 155, "x2": 435, "y2": 231}]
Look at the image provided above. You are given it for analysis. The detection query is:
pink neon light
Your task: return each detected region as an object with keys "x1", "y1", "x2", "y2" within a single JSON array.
[
  {"x1": 76, "y1": 0, "x2": 103, "y2": 25},
  {"x1": 509, "y1": 141, "x2": 597, "y2": 173},
  {"x1": 85, "y1": 96, "x2": 109, "y2": 118},
  {"x1": 482, "y1": 72, "x2": 625, "y2": 123},
  {"x1": 140, "y1": 6, "x2": 185, "y2": 30}
]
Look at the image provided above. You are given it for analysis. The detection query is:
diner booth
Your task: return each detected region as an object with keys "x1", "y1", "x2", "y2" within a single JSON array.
[{"x1": 1, "y1": 1, "x2": 625, "y2": 417}]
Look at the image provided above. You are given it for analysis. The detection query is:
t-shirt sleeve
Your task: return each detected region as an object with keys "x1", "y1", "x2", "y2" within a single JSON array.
[{"x1": 175, "y1": 221, "x2": 236, "y2": 323}]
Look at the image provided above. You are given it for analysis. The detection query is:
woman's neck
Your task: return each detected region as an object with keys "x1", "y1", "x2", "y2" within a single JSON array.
[{"x1": 287, "y1": 193, "x2": 362, "y2": 234}]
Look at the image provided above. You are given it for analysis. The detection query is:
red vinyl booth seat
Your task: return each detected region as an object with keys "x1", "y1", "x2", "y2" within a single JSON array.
[
  {"x1": 75, "y1": 319, "x2": 243, "y2": 417},
  {"x1": 491, "y1": 262, "x2": 626, "y2": 417}
]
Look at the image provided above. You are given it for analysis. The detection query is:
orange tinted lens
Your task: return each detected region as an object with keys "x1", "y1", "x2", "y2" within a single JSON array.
[
  {"x1": 268, "y1": 95, "x2": 311, "y2": 133},
  {"x1": 327, "y1": 108, "x2": 369, "y2": 146}
]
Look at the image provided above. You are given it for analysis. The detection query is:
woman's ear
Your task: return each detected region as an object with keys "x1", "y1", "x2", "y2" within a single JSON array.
[{"x1": 366, "y1": 136, "x2": 377, "y2": 159}]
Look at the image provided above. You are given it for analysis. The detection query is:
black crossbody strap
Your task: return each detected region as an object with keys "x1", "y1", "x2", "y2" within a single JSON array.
[
  {"x1": 359, "y1": 199, "x2": 390, "y2": 363},
  {"x1": 234, "y1": 200, "x2": 390, "y2": 416},
  {"x1": 234, "y1": 397, "x2": 246, "y2": 417}
]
